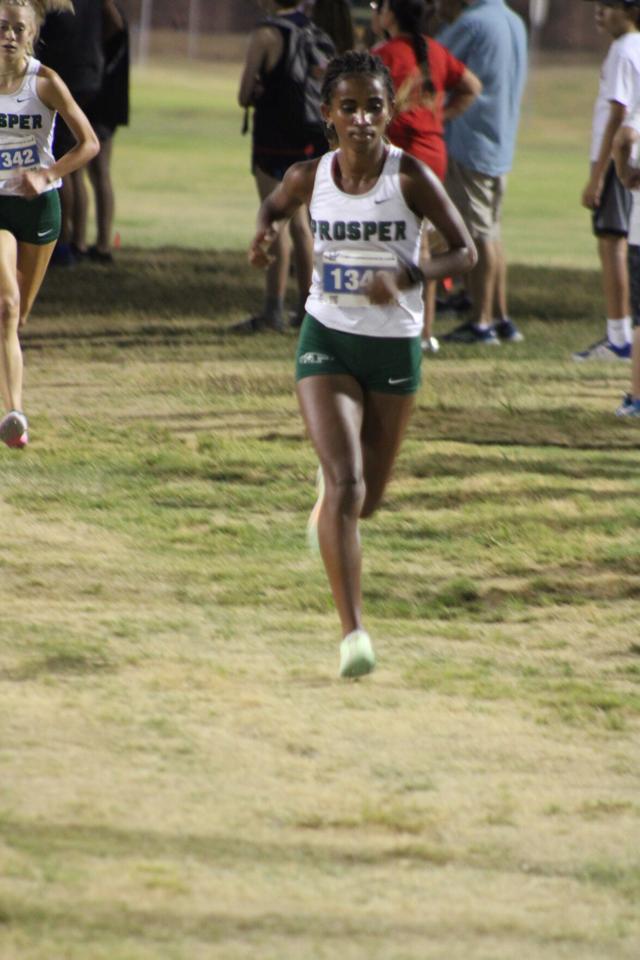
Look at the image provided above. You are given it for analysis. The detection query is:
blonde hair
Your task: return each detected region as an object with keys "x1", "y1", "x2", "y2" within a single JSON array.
[
  {"x1": 3, "y1": 0, "x2": 74, "y2": 55},
  {"x1": 4, "y1": 0, "x2": 74, "y2": 24}
]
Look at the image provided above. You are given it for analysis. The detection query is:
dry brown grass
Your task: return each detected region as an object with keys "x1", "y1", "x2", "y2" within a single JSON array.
[{"x1": 0, "y1": 251, "x2": 639, "y2": 958}]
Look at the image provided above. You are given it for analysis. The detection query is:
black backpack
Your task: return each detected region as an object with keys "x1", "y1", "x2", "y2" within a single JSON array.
[{"x1": 245, "y1": 16, "x2": 335, "y2": 137}]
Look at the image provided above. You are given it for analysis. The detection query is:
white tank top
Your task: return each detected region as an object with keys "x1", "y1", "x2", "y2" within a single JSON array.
[
  {"x1": 305, "y1": 144, "x2": 424, "y2": 337},
  {"x1": 0, "y1": 57, "x2": 60, "y2": 197}
]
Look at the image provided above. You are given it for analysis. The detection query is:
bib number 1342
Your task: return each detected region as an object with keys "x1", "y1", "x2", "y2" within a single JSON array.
[{"x1": 320, "y1": 249, "x2": 399, "y2": 305}]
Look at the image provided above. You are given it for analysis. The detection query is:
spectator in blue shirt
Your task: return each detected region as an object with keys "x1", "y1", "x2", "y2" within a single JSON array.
[{"x1": 436, "y1": 0, "x2": 528, "y2": 345}]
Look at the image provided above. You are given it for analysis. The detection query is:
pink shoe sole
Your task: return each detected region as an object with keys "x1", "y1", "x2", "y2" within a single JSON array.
[
  {"x1": 6, "y1": 431, "x2": 28, "y2": 449},
  {"x1": 0, "y1": 411, "x2": 28, "y2": 447}
]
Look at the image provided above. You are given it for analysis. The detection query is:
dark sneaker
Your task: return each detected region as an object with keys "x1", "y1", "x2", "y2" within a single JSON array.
[
  {"x1": 50, "y1": 242, "x2": 76, "y2": 268},
  {"x1": 88, "y1": 246, "x2": 114, "y2": 264},
  {"x1": 494, "y1": 318, "x2": 524, "y2": 342},
  {"x1": 442, "y1": 321, "x2": 500, "y2": 345},
  {"x1": 436, "y1": 290, "x2": 472, "y2": 313},
  {"x1": 572, "y1": 338, "x2": 631, "y2": 361},
  {"x1": 615, "y1": 393, "x2": 640, "y2": 417}
]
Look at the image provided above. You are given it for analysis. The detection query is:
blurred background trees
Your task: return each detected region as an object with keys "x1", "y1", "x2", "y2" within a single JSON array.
[{"x1": 121, "y1": 1, "x2": 607, "y2": 55}]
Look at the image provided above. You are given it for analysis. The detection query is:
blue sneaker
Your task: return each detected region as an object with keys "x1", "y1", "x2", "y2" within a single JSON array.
[
  {"x1": 615, "y1": 393, "x2": 640, "y2": 417},
  {"x1": 494, "y1": 318, "x2": 524, "y2": 342},
  {"x1": 442, "y1": 321, "x2": 500, "y2": 345},
  {"x1": 573, "y1": 338, "x2": 631, "y2": 361}
]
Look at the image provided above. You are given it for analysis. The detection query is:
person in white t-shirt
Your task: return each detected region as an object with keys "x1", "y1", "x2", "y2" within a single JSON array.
[
  {"x1": 574, "y1": 0, "x2": 640, "y2": 362},
  {"x1": 612, "y1": 102, "x2": 640, "y2": 413}
]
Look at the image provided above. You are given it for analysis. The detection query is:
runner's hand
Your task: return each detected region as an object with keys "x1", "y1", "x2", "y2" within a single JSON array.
[
  {"x1": 17, "y1": 169, "x2": 49, "y2": 199},
  {"x1": 365, "y1": 270, "x2": 400, "y2": 305},
  {"x1": 248, "y1": 227, "x2": 277, "y2": 268}
]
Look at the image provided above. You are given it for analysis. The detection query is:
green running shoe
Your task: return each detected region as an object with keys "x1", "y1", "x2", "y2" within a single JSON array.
[{"x1": 339, "y1": 629, "x2": 376, "y2": 678}]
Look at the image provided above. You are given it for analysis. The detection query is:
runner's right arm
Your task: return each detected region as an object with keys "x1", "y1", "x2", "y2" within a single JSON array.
[{"x1": 249, "y1": 160, "x2": 319, "y2": 268}]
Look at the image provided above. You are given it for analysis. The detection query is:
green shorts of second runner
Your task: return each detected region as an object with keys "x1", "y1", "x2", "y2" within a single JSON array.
[
  {"x1": 295, "y1": 313, "x2": 422, "y2": 395},
  {"x1": 0, "y1": 189, "x2": 61, "y2": 245}
]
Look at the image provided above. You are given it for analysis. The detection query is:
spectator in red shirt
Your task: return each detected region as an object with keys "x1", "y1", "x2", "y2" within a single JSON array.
[{"x1": 373, "y1": 0, "x2": 480, "y2": 347}]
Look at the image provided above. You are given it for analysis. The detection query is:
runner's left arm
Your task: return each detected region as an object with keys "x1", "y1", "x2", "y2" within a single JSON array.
[
  {"x1": 366, "y1": 154, "x2": 477, "y2": 305},
  {"x1": 17, "y1": 67, "x2": 99, "y2": 199}
]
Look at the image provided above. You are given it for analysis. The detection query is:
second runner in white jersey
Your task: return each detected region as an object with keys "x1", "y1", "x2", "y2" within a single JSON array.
[
  {"x1": 306, "y1": 144, "x2": 424, "y2": 337},
  {"x1": 0, "y1": 56, "x2": 60, "y2": 197}
]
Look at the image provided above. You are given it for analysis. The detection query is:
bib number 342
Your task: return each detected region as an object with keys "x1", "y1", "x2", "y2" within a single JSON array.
[{"x1": 0, "y1": 145, "x2": 40, "y2": 171}]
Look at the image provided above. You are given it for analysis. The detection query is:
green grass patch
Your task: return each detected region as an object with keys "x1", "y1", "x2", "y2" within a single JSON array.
[{"x1": 1, "y1": 51, "x2": 640, "y2": 960}]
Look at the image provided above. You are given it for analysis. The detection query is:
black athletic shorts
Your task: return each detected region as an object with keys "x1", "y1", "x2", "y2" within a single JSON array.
[{"x1": 253, "y1": 141, "x2": 327, "y2": 182}]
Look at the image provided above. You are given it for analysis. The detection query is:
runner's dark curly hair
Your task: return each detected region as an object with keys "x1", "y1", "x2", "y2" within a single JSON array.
[{"x1": 321, "y1": 51, "x2": 396, "y2": 106}]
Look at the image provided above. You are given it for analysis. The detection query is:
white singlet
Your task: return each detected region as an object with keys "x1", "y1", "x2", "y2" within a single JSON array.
[
  {"x1": 305, "y1": 144, "x2": 425, "y2": 337},
  {"x1": 0, "y1": 57, "x2": 60, "y2": 197}
]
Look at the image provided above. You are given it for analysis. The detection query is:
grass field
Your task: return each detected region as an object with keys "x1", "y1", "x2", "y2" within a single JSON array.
[{"x1": 1, "y1": 48, "x2": 639, "y2": 960}]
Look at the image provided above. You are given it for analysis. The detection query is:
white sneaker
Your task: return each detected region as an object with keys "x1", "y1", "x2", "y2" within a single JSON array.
[
  {"x1": 306, "y1": 466, "x2": 324, "y2": 553},
  {"x1": 572, "y1": 338, "x2": 631, "y2": 362},
  {"x1": 421, "y1": 336, "x2": 440, "y2": 354},
  {"x1": 339, "y1": 629, "x2": 376, "y2": 678},
  {"x1": 0, "y1": 410, "x2": 28, "y2": 448}
]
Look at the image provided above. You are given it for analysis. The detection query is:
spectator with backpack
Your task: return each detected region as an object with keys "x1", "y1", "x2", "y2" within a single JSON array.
[{"x1": 236, "y1": 0, "x2": 335, "y2": 332}]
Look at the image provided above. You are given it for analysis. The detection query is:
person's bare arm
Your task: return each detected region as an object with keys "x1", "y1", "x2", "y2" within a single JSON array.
[
  {"x1": 103, "y1": 0, "x2": 125, "y2": 40},
  {"x1": 238, "y1": 27, "x2": 282, "y2": 108},
  {"x1": 582, "y1": 100, "x2": 626, "y2": 209},
  {"x1": 18, "y1": 67, "x2": 99, "y2": 198},
  {"x1": 443, "y1": 67, "x2": 482, "y2": 122},
  {"x1": 613, "y1": 122, "x2": 640, "y2": 189}
]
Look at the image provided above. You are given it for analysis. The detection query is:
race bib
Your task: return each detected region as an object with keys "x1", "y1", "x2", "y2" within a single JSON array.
[
  {"x1": 0, "y1": 139, "x2": 41, "y2": 175},
  {"x1": 321, "y1": 249, "x2": 398, "y2": 306}
]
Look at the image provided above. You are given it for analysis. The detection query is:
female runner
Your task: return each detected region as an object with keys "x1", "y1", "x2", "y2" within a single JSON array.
[
  {"x1": 249, "y1": 51, "x2": 476, "y2": 677},
  {"x1": 0, "y1": 0, "x2": 99, "y2": 449}
]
